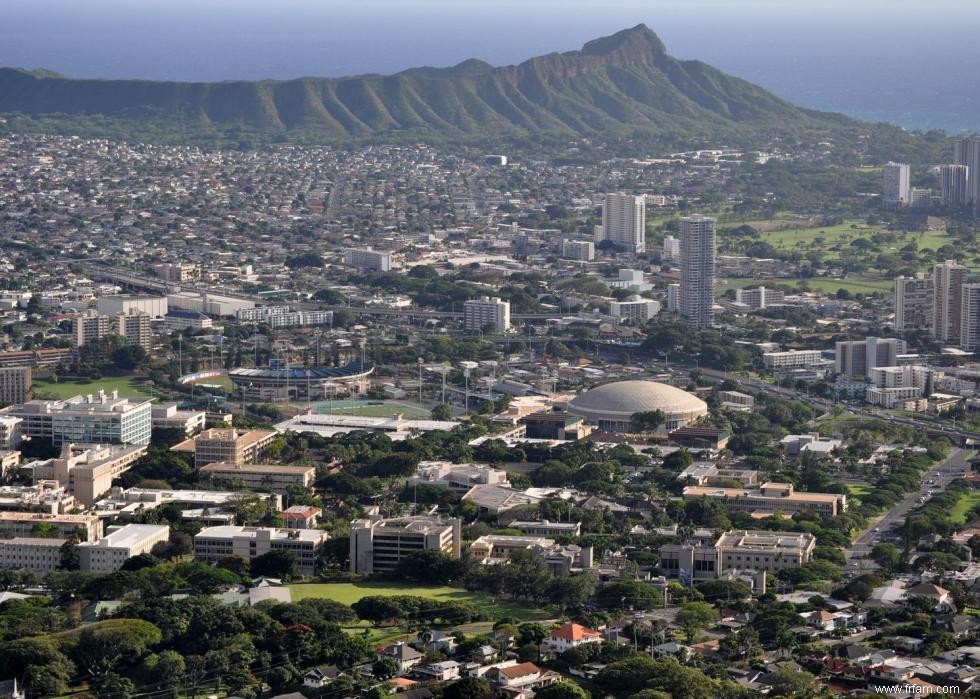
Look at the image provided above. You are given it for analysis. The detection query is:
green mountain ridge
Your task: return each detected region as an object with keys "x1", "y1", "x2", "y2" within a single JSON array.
[{"x1": 0, "y1": 24, "x2": 856, "y2": 144}]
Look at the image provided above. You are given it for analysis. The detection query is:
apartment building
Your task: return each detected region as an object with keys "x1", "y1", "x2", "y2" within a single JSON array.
[
  {"x1": 0, "y1": 537, "x2": 67, "y2": 573},
  {"x1": 463, "y1": 297, "x2": 511, "y2": 333},
  {"x1": 762, "y1": 349, "x2": 825, "y2": 370},
  {"x1": 609, "y1": 297, "x2": 661, "y2": 323},
  {"x1": 28, "y1": 443, "x2": 148, "y2": 507},
  {"x1": 934, "y1": 260, "x2": 967, "y2": 342},
  {"x1": 194, "y1": 526, "x2": 330, "y2": 578},
  {"x1": 835, "y1": 337, "x2": 905, "y2": 379},
  {"x1": 78, "y1": 524, "x2": 171, "y2": 573},
  {"x1": 894, "y1": 274, "x2": 933, "y2": 336},
  {"x1": 0, "y1": 511, "x2": 102, "y2": 541},
  {"x1": 735, "y1": 286, "x2": 785, "y2": 309},
  {"x1": 72, "y1": 309, "x2": 152, "y2": 351},
  {"x1": 0, "y1": 367, "x2": 31, "y2": 405},
  {"x1": 2, "y1": 391, "x2": 152, "y2": 446},
  {"x1": 150, "y1": 403, "x2": 207, "y2": 435},
  {"x1": 198, "y1": 462, "x2": 315, "y2": 492},
  {"x1": 344, "y1": 248, "x2": 392, "y2": 272},
  {"x1": 561, "y1": 239, "x2": 595, "y2": 262},
  {"x1": 682, "y1": 482, "x2": 844, "y2": 517},
  {"x1": 0, "y1": 348, "x2": 72, "y2": 370},
  {"x1": 600, "y1": 193, "x2": 646, "y2": 253},
  {"x1": 171, "y1": 428, "x2": 278, "y2": 466},
  {"x1": 349, "y1": 515, "x2": 461, "y2": 574},
  {"x1": 153, "y1": 263, "x2": 197, "y2": 283},
  {"x1": 659, "y1": 529, "x2": 816, "y2": 582}
]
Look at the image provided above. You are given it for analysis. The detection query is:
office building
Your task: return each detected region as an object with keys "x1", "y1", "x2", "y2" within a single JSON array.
[
  {"x1": 719, "y1": 390, "x2": 754, "y2": 411},
  {"x1": 171, "y1": 428, "x2": 278, "y2": 467},
  {"x1": 894, "y1": 274, "x2": 933, "y2": 336},
  {"x1": 561, "y1": 239, "x2": 595, "y2": 261},
  {"x1": 882, "y1": 162, "x2": 911, "y2": 206},
  {"x1": 865, "y1": 385, "x2": 925, "y2": 409},
  {"x1": 95, "y1": 295, "x2": 168, "y2": 318},
  {"x1": 349, "y1": 515, "x2": 460, "y2": 574},
  {"x1": 463, "y1": 297, "x2": 510, "y2": 333},
  {"x1": 662, "y1": 235, "x2": 680, "y2": 261},
  {"x1": 941, "y1": 164, "x2": 970, "y2": 207},
  {"x1": 407, "y1": 461, "x2": 509, "y2": 495},
  {"x1": 78, "y1": 524, "x2": 171, "y2": 573},
  {"x1": 510, "y1": 520, "x2": 582, "y2": 537},
  {"x1": 163, "y1": 310, "x2": 213, "y2": 332},
  {"x1": 194, "y1": 526, "x2": 330, "y2": 578},
  {"x1": 835, "y1": 337, "x2": 904, "y2": 379},
  {"x1": 667, "y1": 283, "x2": 680, "y2": 312},
  {"x1": 600, "y1": 193, "x2": 646, "y2": 253},
  {"x1": 954, "y1": 138, "x2": 980, "y2": 204},
  {"x1": 869, "y1": 365, "x2": 931, "y2": 391},
  {"x1": 0, "y1": 537, "x2": 68, "y2": 573},
  {"x1": 0, "y1": 511, "x2": 102, "y2": 541},
  {"x1": 961, "y1": 283, "x2": 980, "y2": 352},
  {"x1": 659, "y1": 530, "x2": 816, "y2": 582},
  {"x1": 28, "y1": 443, "x2": 148, "y2": 507},
  {"x1": 735, "y1": 286, "x2": 785, "y2": 309},
  {"x1": 933, "y1": 260, "x2": 968, "y2": 343},
  {"x1": 2, "y1": 391, "x2": 152, "y2": 447},
  {"x1": 609, "y1": 296, "x2": 661, "y2": 323},
  {"x1": 198, "y1": 462, "x2": 315, "y2": 492},
  {"x1": 0, "y1": 480, "x2": 74, "y2": 514},
  {"x1": 520, "y1": 410, "x2": 591, "y2": 440},
  {"x1": 344, "y1": 248, "x2": 392, "y2": 272},
  {"x1": 679, "y1": 215, "x2": 717, "y2": 328},
  {"x1": 470, "y1": 535, "x2": 593, "y2": 575},
  {"x1": 681, "y1": 482, "x2": 844, "y2": 517},
  {"x1": 236, "y1": 306, "x2": 334, "y2": 328},
  {"x1": 0, "y1": 368, "x2": 31, "y2": 405},
  {"x1": 0, "y1": 348, "x2": 72, "y2": 370},
  {"x1": 71, "y1": 309, "x2": 152, "y2": 352},
  {"x1": 150, "y1": 403, "x2": 207, "y2": 435}
]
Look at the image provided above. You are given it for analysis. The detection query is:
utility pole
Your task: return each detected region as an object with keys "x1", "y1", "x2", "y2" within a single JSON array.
[{"x1": 418, "y1": 357, "x2": 424, "y2": 406}]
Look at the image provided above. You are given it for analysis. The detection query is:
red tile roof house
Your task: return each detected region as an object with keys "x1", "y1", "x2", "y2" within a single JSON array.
[
  {"x1": 546, "y1": 623, "x2": 602, "y2": 653},
  {"x1": 484, "y1": 662, "x2": 561, "y2": 695}
]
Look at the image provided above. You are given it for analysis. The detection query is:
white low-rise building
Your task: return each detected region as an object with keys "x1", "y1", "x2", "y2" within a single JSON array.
[
  {"x1": 78, "y1": 524, "x2": 171, "y2": 572},
  {"x1": 0, "y1": 537, "x2": 67, "y2": 573},
  {"x1": 194, "y1": 526, "x2": 329, "y2": 577}
]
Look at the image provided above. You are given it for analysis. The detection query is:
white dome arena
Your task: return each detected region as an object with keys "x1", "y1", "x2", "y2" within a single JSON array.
[{"x1": 567, "y1": 380, "x2": 708, "y2": 432}]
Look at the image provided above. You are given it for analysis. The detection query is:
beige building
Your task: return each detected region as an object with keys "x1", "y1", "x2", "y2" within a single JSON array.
[
  {"x1": 72, "y1": 308, "x2": 153, "y2": 351},
  {"x1": 0, "y1": 537, "x2": 67, "y2": 573},
  {"x1": 762, "y1": 349, "x2": 825, "y2": 370},
  {"x1": 350, "y1": 515, "x2": 461, "y2": 574},
  {"x1": 194, "y1": 526, "x2": 329, "y2": 577},
  {"x1": 172, "y1": 428, "x2": 278, "y2": 467},
  {"x1": 0, "y1": 367, "x2": 31, "y2": 405},
  {"x1": 0, "y1": 416, "x2": 21, "y2": 450},
  {"x1": 659, "y1": 529, "x2": 816, "y2": 582},
  {"x1": 0, "y1": 511, "x2": 102, "y2": 541},
  {"x1": 198, "y1": 462, "x2": 315, "y2": 492},
  {"x1": 682, "y1": 482, "x2": 844, "y2": 517},
  {"x1": 29, "y1": 443, "x2": 148, "y2": 507},
  {"x1": 78, "y1": 524, "x2": 171, "y2": 572}
]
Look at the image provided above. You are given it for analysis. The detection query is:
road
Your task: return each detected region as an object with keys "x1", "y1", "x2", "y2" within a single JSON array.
[{"x1": 844, "y1": 446, "x2": 972, "y2": 576}]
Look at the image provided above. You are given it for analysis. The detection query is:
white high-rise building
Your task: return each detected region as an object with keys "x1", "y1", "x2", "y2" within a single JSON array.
[
  {"x1": 679, "y1": 215, "x2": 716, "y2": 329},
  {"x1": 882, "y1": 162, "x2": 911, "y2": 206},
  {"x1": 954, "y1": 138, "x2": 980, "y2": 204},
  {"x1": 662, "y1": 235, "x2": 680, "y2": 261},
  {"x1": 894, "y1": 274, "x2": 933, "y2": 336},
  {"x1": 561, "y1": 239, "x2": 595, "y2": 261},
  {"x1": 600, "y1": 193, "x2": 646, "y2": 253},
  {"x1": 933, "y1": 260, "x2": 968, "y2": 343},
  {"x1": 941, "y1": 165, "x2": 970, "y2": 207},
  {"x1": 463, "y1": 297, "x2": 511, "y2": 333},
  {"x1": 960, "y1": 283, "x2": 980, "y2": 352}
]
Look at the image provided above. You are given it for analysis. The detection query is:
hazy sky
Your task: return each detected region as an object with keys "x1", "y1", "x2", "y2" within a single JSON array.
[{"x1": 3, "y1": 0, "x2": 979, "y2": 130}]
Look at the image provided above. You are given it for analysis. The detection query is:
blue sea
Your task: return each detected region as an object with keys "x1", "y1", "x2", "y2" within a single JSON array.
[{"x1": 3, "y1": 0, "x2": 979, "y2": 133}]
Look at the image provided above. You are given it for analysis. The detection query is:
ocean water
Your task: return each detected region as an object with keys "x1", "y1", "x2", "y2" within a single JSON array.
[{"x1": 2, "y1": 0, "x2": 978, "y2": 133}]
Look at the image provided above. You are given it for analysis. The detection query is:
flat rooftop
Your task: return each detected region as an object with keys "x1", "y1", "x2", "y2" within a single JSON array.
[
  {"x1": 79, "y1": 524, "x2": 169, "y2": 549},
  {"x1": 682, "y1": 486, "x2": 841, "y2": 503}
]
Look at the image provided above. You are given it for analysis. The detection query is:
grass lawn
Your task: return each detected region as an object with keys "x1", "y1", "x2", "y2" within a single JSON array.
[
  {"x1": 848, "y1": 485, "x2": 872, "y2": 503},
  {"x1": 950, "y1": 492, "x2": 980, "y2": 525},
  {"x1": 717, "y1": 276, "x2": 893, "y2": 298},
  {"x1": 288, "y1": 582, "x2": 551, "y2": 620},
  {"x1": 32, "y1": 375, "x2": 162, "y2": 400}
]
